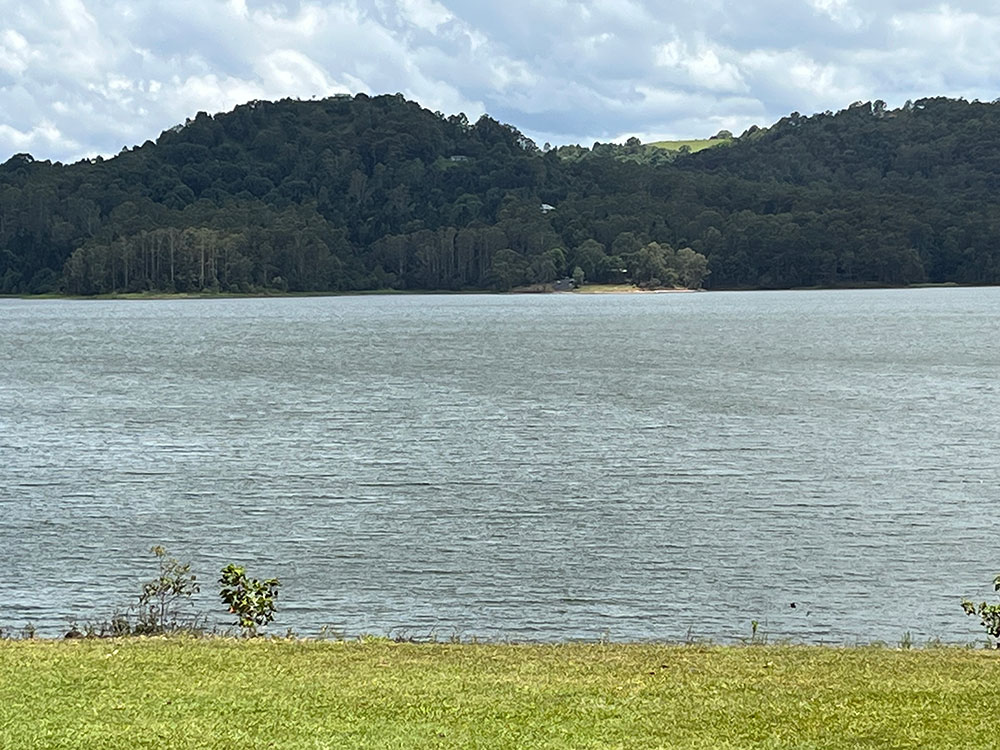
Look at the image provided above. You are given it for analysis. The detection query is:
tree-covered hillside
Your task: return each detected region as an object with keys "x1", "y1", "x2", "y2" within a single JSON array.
[{"x1": 2, "y1": 93, "x2": 1000, "y2": 295}]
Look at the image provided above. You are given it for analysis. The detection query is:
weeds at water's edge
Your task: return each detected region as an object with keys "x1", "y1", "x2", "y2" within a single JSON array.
[
  {"x1": 5, "y1": 555, "x2": 1000, "y2": 649},
  {"x1": 0, "y1": 622, "x2": 993, "y2": 649},
  {"x1": 0, "y1": 546, "x2": 283, "y2": 642}
]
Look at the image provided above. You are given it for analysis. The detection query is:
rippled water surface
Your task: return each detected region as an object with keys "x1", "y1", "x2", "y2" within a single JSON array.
[{"x1": 2, "y1": 289, "x2": 999, "y2": 641}]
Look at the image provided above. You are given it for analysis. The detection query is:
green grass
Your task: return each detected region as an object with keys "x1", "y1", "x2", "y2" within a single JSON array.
[
  {"x1": 573, "y1": 283, "x2": 639, "y2": 293},
  {"x1": 649, "y1": 138, "x2": 732, "y2": 153},
  {"x1": 574, "y1": 284, "x2": 698, "y2": 293},
  {"x1": 2, "y1": 639, "x2": 998, "y2": 749}
]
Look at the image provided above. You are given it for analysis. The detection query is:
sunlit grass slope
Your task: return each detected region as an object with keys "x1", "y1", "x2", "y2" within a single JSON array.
[
  {"x1": 2, "y1": 639, "x2": 998, "y2": 749},
  {"x1": 649, "y1": 138, "x2": 732, "y2": 153}
]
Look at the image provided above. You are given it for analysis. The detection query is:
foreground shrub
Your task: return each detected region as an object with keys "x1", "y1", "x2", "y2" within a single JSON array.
[
  {"x1": 961, "y1": 574, "x2": 1000, "y2": 646},
  {"x1": 219, "y1": 564, "x2": 280, "y2": 637},
  {"x1": 135, "y1": 546, "x2": 201, "y2": 634}
]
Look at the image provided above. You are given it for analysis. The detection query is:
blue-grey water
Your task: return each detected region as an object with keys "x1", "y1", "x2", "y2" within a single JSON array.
[{"x1": 1, "y1": 288, "x2": 998, "y2": 642}]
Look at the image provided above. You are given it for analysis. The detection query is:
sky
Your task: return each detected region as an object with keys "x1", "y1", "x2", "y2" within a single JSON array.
[{"x1": 1, "y1": 0, "x2": 999, "y2": 162}]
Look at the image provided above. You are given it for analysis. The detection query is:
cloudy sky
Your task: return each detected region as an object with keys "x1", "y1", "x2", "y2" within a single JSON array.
[{"x1": 1, "y1": 0, "x2": 998, "y2": 162}]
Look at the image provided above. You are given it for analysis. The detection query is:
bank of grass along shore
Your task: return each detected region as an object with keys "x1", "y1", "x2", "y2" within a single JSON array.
[{"x1": 2, "y1": 639, "x2": 998, "y2": 749}]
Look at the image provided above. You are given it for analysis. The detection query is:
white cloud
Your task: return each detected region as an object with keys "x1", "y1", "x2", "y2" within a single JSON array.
[
  {"x1": 656, "y1": 39, "x2": 748, "y2": 93},
  {"x1": 809, "y1": 0, "x2": 865, "y2": 30},
  {"x1": 228, "y1": 0, "x2": 249, "y2": 19},
  {"x1": 256, "y1": 50, "x2": 346, "y2": 95},
  {"x1": 3, "y1": 0, "x2": 1000, "y2": 161},
  {"x1": 161, "y1": 73, "x2": 268, "y2": 118},
  {"x1": 397, "y1": 0, "x2": 453, "y2": 32},
  {"x1": 251, "y1": 2, "x2": 331, "y2": 37},
  {"x1": 0, "y1": 120, "x2": 78, "y2": 156},
  {"x1": 742, "y1": 49, "x2": 868, "y2": 109},
  {"x1": 0, "y1": 30, "x2": 34, "y2": 75},
  {"x1": 889, "y1": 6, "x2": 1000, "y2": 71}
]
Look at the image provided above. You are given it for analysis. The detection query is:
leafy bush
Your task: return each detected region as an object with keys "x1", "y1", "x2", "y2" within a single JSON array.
[
  {"x1": 135, "y1": 546, "x2": 200, "y2": 634},
  {"x1": 219, "y1": 564, "x2": 281, "y2": 637},
  {"x1": 961, "y1": 574, "x2": 1000, "y2": 646}
]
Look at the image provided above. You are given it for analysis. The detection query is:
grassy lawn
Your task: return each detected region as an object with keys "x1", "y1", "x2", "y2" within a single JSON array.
[
  {"x1": 573, "y1": 283, "x2": 640, "y2": 293},
  {"x1": 2, "y1": 639, "x2": 998, "y2": 749},
  {"x1": 648, "y1": 138, "x2": 731, "y2": 153},
  {"x1": 574, "y1": 284, "x2": 697, "y2": 293}
]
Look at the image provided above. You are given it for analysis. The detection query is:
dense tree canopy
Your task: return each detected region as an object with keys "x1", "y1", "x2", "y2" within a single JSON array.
[{"x1": 3, "y1": 93, "x2": 1000, "y2": 295}]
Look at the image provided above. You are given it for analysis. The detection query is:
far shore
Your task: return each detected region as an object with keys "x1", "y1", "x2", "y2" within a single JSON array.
[
  {"x1": 1, "y1": 280, "x2": 987, "y2": 302},
  {"x1": 5, "y1": 283, "x2": 698, "y2": 301}
]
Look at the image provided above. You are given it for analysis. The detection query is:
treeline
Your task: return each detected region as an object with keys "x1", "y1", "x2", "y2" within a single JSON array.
[{"x1": 3, "y1": 93, "x2": 1000, "y2": 295}]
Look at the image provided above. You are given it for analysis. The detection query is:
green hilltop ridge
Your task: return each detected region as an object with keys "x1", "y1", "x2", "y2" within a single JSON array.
[
  {"x1": 648, "y1": 134, "x2": 734, "y2": 153},
  {"x1": 2, "y1": 94, "x2": 1000, "y2": 295}
]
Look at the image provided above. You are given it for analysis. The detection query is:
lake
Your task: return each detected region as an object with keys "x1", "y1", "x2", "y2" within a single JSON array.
[{"x1": 2, "y1": 288, "x2": 998, "y2": 642}]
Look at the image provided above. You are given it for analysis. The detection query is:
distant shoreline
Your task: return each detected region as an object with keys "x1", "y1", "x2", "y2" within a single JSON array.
[
  {"x1": 5, "y1": 284, "x2": 696, "y2": 301},
  {"x1": 0, "y1": 280, "x2": 981, "y2": 302}
]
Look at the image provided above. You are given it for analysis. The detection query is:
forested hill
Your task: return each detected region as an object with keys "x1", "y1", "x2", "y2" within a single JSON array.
[{"x1": 3, "y1": 93, "x2": 1000, "y2": 295}]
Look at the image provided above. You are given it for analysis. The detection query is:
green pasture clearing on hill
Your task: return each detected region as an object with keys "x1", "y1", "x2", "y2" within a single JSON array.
[
  {"x1": 649, "y1": 138, "x2": 732, "y2": 153},
  {"x1": 2, "y1": 639, "x2": 998, "y2": 749}
]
